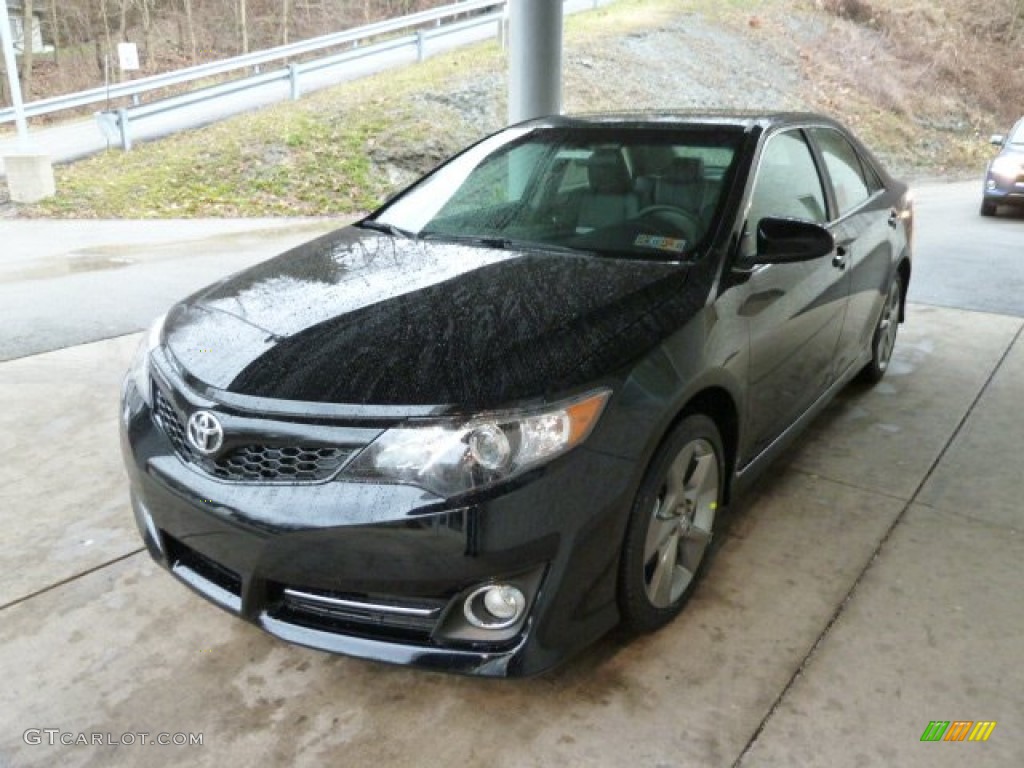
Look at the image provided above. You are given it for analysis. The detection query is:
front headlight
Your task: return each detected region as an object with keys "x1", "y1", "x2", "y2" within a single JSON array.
[
  {"x1": 123, "y1": 313, "x2": 166, "y2": 406},
  {"x1": 343, "y1": 389, "x2": 611, "y2": 498},
  {"x1": 990, "y1": 156, "x2": 1022, "y2": 178}
]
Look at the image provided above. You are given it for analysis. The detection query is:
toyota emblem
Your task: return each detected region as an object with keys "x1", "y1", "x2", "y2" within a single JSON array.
[{"x1": 186, "y1": 410, "x2": 224, "y2": 455}]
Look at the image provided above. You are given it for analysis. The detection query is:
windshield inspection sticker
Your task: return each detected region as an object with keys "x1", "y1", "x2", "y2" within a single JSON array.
[{"x1": 634, "y1": 234, "x2": 687, "y2": 253}]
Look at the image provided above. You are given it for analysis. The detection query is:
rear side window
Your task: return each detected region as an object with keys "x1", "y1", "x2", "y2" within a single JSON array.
[{"x1": 811, "y1": 127, "x2": 874, "y2": 217}]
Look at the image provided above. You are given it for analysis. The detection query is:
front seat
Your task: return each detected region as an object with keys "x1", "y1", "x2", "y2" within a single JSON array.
[
  {"x1": 653, "y1": 156, "x2": 705, "y2": 215},
  {"x1": 576, "y1": 148, "x2": 639, "y2": 233}
]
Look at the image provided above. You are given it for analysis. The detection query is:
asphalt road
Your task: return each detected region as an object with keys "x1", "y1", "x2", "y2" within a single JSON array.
[
  {"x1": 908, "y1": 180, "x2": 1024, "y2": 317},
  {"x1": 0, "y1": 218, "x2": 341, "y2": 361},
  {"x1": 1, "y1": 179, "x2": 1020, "y2": 363}
]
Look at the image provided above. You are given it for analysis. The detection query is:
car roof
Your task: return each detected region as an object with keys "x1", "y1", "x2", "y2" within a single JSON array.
[{"x1": 518, "y1": 110, "x2": 845, "y2": 133}]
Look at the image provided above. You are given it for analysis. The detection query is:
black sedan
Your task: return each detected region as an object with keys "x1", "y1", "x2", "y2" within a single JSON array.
[
  {"x1": 120, "y1": 112, "x2": 913, "y2": 677},
  {"x1": 980, "y1": 116, "x2": 1024, "y2": 216}
]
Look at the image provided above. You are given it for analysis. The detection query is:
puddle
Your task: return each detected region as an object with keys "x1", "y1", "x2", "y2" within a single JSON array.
[
  {"x1": 0, "y1": 222, "x2": 336, "y2": 284},
  {"x1": 0, "y1": 249, "x2": 137, "y2": 282}
]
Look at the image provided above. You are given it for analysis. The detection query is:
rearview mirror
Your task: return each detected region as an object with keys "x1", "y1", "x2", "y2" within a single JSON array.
[
  {"x1": 990, "y1": 134, "x2": 1006, "y2": 146},
  {"x1": 754, "y1": 217, "x2": 834, "y2": 264}
]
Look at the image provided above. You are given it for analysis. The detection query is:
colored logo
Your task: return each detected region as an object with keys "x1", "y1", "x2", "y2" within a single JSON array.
[{"x1": 920, "y1": 721, "x2": 996, "y2": 742}]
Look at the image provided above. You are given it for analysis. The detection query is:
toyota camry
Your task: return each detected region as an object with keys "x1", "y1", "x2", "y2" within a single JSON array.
[{"x1": 120, "y1": 112, "x2": 913, "y2": 677}]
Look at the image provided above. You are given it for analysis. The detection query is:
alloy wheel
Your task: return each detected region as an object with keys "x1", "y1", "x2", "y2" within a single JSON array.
[
  {"x1": 642, "y1": 437, "x2": 720, "y2": 608},
  {"x1": 875, "y1": 277, "x2": 902, "y2": 373}
]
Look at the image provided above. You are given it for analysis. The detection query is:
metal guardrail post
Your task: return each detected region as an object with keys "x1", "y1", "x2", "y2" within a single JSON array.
[
  {"x1": 117, "y1": 108, "x2": 132, "y2": 151},
  {"x1": 289, "y1": 63, "x2": 301, "y2": 100},
  {"x1": 416, "y1": 30, "x2": 427, "y2": 62}
]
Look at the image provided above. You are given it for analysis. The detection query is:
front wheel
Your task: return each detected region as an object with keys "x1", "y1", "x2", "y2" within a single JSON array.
[
  {"x1": 859, "y1": 272, "x2": 903, "y2": 385},
  {"x1": 618, "y1": 414, "x2": 725, "y2": 633},
  {"x1": 980, "y1": 200, "x2": 998, "y2": 217}
]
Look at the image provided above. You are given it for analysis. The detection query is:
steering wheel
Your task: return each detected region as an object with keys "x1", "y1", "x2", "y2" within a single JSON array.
[{"x1": 633, "y1": 205, "x2": 701, "y2": 241}]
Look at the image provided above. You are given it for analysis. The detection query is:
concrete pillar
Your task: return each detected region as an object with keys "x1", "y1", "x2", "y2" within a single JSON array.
[
  {"x1": 508, "y1": 0, "x2": 563, "y2": 124},
  {"x1": 5, "y1": 154, "x2": 56, "y2": 203}
]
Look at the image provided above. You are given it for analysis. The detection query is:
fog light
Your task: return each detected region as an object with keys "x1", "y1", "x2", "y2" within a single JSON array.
[{"x1": 463, "y1": 584, "x2": 526, "y2": 629}]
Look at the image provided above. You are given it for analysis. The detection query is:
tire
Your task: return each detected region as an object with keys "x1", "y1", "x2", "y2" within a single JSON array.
[
  {"x1": 618, "y1": 413, "x2": 725, "y2": 633},
  {"x1": 980, "y1": 200, "x2": 997, "y2": 217},
  {"x1": 859, "y1": 272, "x2": 903, "y2": 385}
]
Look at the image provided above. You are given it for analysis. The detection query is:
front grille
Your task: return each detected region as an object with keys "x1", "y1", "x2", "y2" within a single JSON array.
[
  {"x1": 273, "y1": 587, "x2": 447, "y2": 644},
  {"x1": 209, "y1": 445, "x2": 351, "y2": 482},
  {"x1": 153, "y1": 387, "x2": 356, "y2": 483},
  {"x1": 154, "y1": 388, "x2": 194, "y2": 461}
]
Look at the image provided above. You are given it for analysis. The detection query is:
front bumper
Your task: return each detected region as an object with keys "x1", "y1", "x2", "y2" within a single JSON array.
[
  {"x1": 983, "y1": 172, "x2": 1024, "y2": 207},
  {"x1": 120, "y1": 375, "x2": 638, "y2": 677}
]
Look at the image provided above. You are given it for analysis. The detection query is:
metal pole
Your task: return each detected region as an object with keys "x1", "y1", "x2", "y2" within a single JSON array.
[
  {"x1": 0, "y1": 1, "x2": 30, "y2": 147},
  {"x1": 508, "y1": 0, "x2": 562, "y2": 124}
]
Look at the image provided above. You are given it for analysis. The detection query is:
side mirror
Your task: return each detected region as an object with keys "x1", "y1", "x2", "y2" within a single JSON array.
[
  {"x1": 754, "y1": 217, "x2": 834, "y2": 264},
  {"x1": 990, "y1": 134, "x2": 1006, "y2": 147}
]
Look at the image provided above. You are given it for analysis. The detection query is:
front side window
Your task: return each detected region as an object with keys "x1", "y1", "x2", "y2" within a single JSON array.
[
  {"x1": 372, "y1": 126, "x2": 744, "y2": 260},
  {"x1": 746, "y1": 130, "x2": 828, "y2": 241}
]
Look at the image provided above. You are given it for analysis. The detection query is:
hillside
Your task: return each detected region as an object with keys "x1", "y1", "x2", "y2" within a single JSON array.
[{"x1": 12, "y1": 0, "x2": 1024, "y2": 218}]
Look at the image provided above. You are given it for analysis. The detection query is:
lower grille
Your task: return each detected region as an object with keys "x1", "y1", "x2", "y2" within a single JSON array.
[
  {"x1": 274, "y1": 587, "x2": 447, "y2": 644},
  {"x1": 153, "y1": 387, "x2": 355, "y2": 483},
  {"x1": 164, "y1": 534, "x2": 242, "y2": 597}
]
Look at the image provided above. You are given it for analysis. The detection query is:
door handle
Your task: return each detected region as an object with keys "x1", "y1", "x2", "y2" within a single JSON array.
[{"x1": 832, "y1": 246, "x2": 848, "y2": 270}]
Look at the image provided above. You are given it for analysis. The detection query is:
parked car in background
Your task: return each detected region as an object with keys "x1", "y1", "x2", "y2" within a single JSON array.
[
  {"x1": 980, "y1": 116, "x2": 1024, "y2": 216},
  {"x1": 120, "y1": 111, "x2": 913, "y2": 677}
]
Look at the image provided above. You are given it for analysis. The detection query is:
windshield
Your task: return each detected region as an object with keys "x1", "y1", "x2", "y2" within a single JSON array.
[
  {"x1": 1010, "y1": 121, "x2": 1024, "y2": 145},
  {"x1": 370, "y1": 126, "x2": 743, "y2": 260}
]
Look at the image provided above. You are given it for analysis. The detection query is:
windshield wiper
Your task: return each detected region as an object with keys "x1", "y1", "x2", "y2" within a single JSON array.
[
  {"x1": 419, "y1": 232, "x2": 593, "y2": 256},
  {"x1": 358, "y1": 220, "x2": 416, "y2": 240},
  {"x1": 419, "y1": 232, "x2": 509, "y2": 248}
]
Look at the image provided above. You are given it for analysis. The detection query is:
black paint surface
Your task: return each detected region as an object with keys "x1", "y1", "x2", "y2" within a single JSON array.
[{"x1": 165, "y1": 228, "x2": 707, "y2": 408}]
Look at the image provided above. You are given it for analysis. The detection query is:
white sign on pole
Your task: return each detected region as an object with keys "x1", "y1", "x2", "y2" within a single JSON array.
[{"x1": 118, "y1": 42, "x2": 140, "y2": 71}]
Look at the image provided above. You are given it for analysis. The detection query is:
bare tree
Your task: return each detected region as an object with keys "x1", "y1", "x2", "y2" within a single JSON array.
[
  {"x1": 282, "y1": 0, "x2": 291, "y2": 45},
  {"x1": 238, "y1": 0, "x2": 249, "y2": 54},
  {"x1": 48, "y1": 0, "x2": 61, "y2": 67},
  {"x1": 20, "y1": 0, "x2": 35, "y2": 100},
  {"x1": 138, "y1": 0, "x2": 155, "y2": 67},
  {"x1": 182, "y1": 0, "x2": 198, "y2": 61}
]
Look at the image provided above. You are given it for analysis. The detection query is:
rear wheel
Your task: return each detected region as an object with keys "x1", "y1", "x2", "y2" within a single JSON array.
[
  {"x1": 618, "y1": 414, "x2": 724, "y2": 633},
  {"x1": 980, "y1": 200, "x2": 998, "y2": 217},
  {"x1": 859, "y1": 272, "x2": 903, "y2": 385}
]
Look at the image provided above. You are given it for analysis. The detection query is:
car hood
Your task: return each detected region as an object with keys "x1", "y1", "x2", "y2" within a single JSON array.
[
  {"x1": 163, "y1": 227, "x2": 711, "y2": 408},
  {"x1": 994, "y1": 144, "x2": 1024, "y2": 164}
]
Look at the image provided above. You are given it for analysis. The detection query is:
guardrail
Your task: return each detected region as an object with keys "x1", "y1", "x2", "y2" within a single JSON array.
[
  {"x1": 95, "y1": 7, "x2": 506, "y2": 150},
  {"x1": 0, "y1": 0, "x2": 504, "y2": 126}
]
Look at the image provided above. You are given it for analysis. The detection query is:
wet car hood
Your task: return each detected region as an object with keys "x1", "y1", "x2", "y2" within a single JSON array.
[{"x1": 163, "y1": 227, "x2": 712, "y2": 408}]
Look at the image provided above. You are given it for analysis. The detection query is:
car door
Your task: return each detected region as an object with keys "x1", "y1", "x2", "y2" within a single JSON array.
[
  {"x1": 737, "y1": 128, "x2": 851, "y2": 456},
  {"x1": 808, "y1": 126, "x2": 897, "y2": 379}
]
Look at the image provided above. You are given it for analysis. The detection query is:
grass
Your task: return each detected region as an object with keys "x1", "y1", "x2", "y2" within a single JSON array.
[{"x1": 27, "y1": 60, "x2": 488, "y2": 218}]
